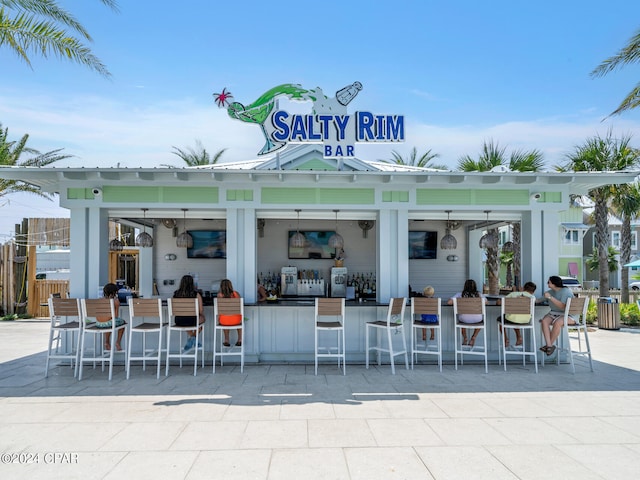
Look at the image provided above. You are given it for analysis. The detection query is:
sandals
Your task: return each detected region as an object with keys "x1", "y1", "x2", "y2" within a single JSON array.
[
  {"x1": 223, "y1": 342, "x2": 231, "y2": 347},
  {"x1": 235, "y1": 341, "x2": 242, "y2": 347},
  {"x1": 540, "y1": 345, "x2": 557, "y2": 356}
]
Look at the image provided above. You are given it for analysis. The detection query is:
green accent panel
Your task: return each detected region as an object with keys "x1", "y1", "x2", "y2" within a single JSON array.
[
  {"x1": 542, "y1": 192, "x2": 562, "y2": 203},
  {"x1": 262, "y1": 188, "x2": 374, "y2": 204},
  {"x1": 161, "y1": 187, "x2": 218, "y2": 203},
  {"x1": 416, "y1": 189, "x2": 529, "y2": 205},
  {"x1": 97, "y1": 186, "x2": 218, "y2": 203},
  {"x1": 227, "y1": 189, "x2": 254, "y2": 201},
  {"x1": 417, "y1": 189, "x2": 472, "y2": 205},
  {"x1": 382, "y1": 191, "x2": 409, "y2": 202},
  {"x1": 296, "y1": 159, "x2": 337, "y2": 171},
  {"x1": 475, "y1": 190, "x2": 529, "y2": 204},
  {"x1": 67, "y1": 188, "x2": 92, "y2": 199},
  {"x1": 104, "y1": 186, "x2": 160, "y2": 202}
]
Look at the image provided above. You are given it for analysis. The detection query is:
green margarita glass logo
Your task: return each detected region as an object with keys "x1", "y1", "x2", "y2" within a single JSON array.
[{"x1": 213, "y1": 82, "x2": 403, "y2": 158}]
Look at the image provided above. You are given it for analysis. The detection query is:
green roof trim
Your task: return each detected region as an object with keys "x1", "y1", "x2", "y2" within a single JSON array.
[
  {"x1": 417, "y1": 189, "x2": 531, "y2": 205},
  {"x1": 262, "y1": 187, "x2": 374, "y2": 204},
  {"x1": 227, "y1": 189, "x2": 254, "y2": 201},
  {"x1": 67, "y1": 186, "x2": 219, "y2": 203},
  {"x1": 382, "y1": 191, "x2": 409, "y2": 202}
]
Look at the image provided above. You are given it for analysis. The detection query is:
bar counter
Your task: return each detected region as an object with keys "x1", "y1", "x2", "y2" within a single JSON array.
[{"x1": 122, "y1": 300, "x2": 552, "y2": 366}]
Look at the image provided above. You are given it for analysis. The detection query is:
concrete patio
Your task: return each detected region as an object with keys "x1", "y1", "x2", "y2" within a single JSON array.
[{"x1": 1, "y1": 318, "x2": 639, "y2": 479}]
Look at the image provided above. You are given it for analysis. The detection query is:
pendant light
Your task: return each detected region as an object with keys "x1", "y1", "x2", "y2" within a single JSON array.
[
  {"x1": 479, "y1": 210, "x2": 499, "y2": 249},
  {"x1": 109, "y1": 237, "x2": 124, "y2": 252},
  {"x1": 176, "y1": 208, "x2": 193, "y2": 248},
  {"x1": 328, "y1": 209, "x2": 344, "y2": 249},
  {"x1": 289, "y1": 209, "x2": 306, "y2": 248},
  {"x1": 135, "y1": 208, "x2": 154, "y2": 247},
  {"x1": 440, "y1": 210, "x2": 457, "y2": 250}
]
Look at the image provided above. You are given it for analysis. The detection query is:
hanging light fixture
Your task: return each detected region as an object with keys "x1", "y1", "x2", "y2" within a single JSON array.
[
  {"x1": 479, "y1": 210, "x2": 499, "y2": 249},
  {"x1": 289, "y1": 209, "x2": 306, "y2": 248},
  {"x1": 328, "y1": 209, "x2": 344, "y2": 249},
  {"x1": 109, "y1": 237, "x2": 124, "y2": 252},
  {"x1": 176, "y1": 208, "x2": 193, "y2": 248},
  {"x1": 135, "y1": 208, "x2": 154, "y2": 247},
  {"x1": 440, "y1": 210, "x2": 458, "y2": 250}
]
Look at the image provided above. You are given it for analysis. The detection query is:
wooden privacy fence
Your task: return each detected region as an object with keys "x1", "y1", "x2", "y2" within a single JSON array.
[
  {"x1": 30, "y1": 280, "x2": 69, "y2": 317},
  {"x1": 577, "y1": 290, "x2": 640, "y2": 304}
]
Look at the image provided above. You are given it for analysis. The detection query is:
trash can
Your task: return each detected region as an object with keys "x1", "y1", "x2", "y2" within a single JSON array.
[{"x1": 597, "y1": 297, "x2": 620, "y2": 330}]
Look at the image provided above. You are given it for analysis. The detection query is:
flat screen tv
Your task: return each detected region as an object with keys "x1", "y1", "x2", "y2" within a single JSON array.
[
  {"x1": 409, "y1": 231, "x2": 437, "y2": 259},
  {"x1": 186, "y1": 230, "x2": 226, "y2": 259},
  {"x1": 288, "y1": 230, "x2": 337, "y2": 259}
]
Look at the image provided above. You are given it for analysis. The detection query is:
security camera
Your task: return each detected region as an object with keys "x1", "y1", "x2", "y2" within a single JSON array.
[
  {"x1": 530, "y1": 192, "x2": 542, "y2": 201},
  {"x1": 92, "y1": 188, "x2": 102, "y2": 196}
]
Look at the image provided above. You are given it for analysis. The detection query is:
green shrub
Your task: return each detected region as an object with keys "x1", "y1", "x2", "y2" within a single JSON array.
[
  {"x1": 0, "y1": 313, "x2": 32, "y2": 321},
  {"x1": 621, "y1": 303, "x2": 640, "y2": 327},
  {"x1": 586, "y1": 299, "x2": 597, "y2": 324}
]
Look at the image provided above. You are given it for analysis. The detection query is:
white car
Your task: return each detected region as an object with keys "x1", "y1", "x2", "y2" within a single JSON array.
[
  {"x1": 559, "y1": 276, "x2": 582, "y2": 291},
  {"x1": 630, "y1": 281, "x2": 640, "y2": 291}
]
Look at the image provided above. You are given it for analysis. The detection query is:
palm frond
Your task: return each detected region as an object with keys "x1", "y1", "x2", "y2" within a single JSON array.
[{"x1": 591, "y1": 28, "x2": 640, "y2": 77}]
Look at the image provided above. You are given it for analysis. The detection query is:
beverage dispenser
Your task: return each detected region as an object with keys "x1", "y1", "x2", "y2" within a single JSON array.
[
  {"x1": 280, "y1": 266, "x2": 298, "y2": 297},
  {"x1": 330, "y1": 267, "x2": 348, "y2": 298}
]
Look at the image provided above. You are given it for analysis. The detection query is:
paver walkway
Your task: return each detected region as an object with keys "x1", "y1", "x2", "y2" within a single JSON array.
[{"x1": 1, "y1": 319, "x2": 639, "y2": 479}]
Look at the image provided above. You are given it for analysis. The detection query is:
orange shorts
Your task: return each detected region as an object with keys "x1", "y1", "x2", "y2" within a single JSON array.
[{"x1": 219, "y1": 314, "x2": 242, "y2": 326}]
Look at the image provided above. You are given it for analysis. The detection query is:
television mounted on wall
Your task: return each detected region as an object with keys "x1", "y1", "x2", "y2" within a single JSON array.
[
  {"x1": 409, "y1": 231, "x2": 437, "y2": 259},
  {"x1": 186, "y1": 230, "x2": 226, "y2": 259},
  {"x1": 288, "y1": 230, "x2": 337, "y2": 259}
]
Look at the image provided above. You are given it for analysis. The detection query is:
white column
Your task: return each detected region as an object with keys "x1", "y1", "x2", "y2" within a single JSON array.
[
  {"x1": 137, "y1": 234, "x2": 154, "y2": 298},
  {"x1": 225, "y1": 208, "x2": 257, "y2": 302},
  {"x1": 521, "y1": 210, "x2": 545, "y2": 289},
  {"x1": 69, "y1": 207, "x2": 109, "y2": 298},
  {"x1": 377, "y1": 209, "x2": 409, "y2": 301}
]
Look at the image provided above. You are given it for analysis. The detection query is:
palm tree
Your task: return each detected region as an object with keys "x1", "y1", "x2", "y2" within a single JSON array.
[
  {"x1": 610, "y1": 182, "x2": 640, "y2": 303},
  {"x1": 591, "y1": 27, "x2": 640, "y2": 116},
  {"x1": 166, "y1": 140, "x2": 226, "y2": 167},
  {"x1": 560, "y1": 131, "x2": 640, "y2": 297},
  {"x1": 0, "y1": 0, "x2": 118, "y2": 77},
  {"x1": 457, "y1": 139, "x2": 544, "y2": 172},
  {"x1": 586, "y1": 246, "x2": 619, "y2": 274},
  {"x1": 459, "y1": 140, "x2": 545, "y2": 294},
  {"x1": 383, "y1": 147, "x2": 447, "y2": 170},
  {"x1": 0, "y1": 123, "x2": 72, "y2": 199}
]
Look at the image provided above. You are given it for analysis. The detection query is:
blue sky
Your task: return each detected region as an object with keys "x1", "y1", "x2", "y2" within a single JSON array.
[{"x1": 1, "y1": 0, "x2": 640, "y2": 237}]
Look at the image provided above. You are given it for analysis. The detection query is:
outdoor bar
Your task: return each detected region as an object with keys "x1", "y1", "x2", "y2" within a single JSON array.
[
  {"x1": 1, "y1": 77, "x2": 636, "y2": 368},
  {"x1": 1, "y1": 143, "x2": 635, "y2": 367}
]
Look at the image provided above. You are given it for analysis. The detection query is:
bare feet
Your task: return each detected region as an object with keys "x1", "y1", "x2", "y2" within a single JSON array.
[
  {"x1": 469, "y1": 337, "x2": 476, "y2": 348},
  {"x1": 115, "y1": 343, "x2": 123, "y2": 352},
  {"x1": 104, "y1": 343, "x2": 111, "y2": 351}
]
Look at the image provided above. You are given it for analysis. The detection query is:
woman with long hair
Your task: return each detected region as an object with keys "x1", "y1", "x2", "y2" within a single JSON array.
[
  {"x1": 448, "y1": 279, "x2": 487, "y2": 347},
  {"x1": 217, "y1": 279, "x2": 242, "y2": 347},
  {"x1": 173, "y1": 274, "x2": 206, "y2": 352}
]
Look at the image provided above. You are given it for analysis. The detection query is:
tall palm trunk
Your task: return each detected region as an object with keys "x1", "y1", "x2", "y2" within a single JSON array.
[
  {"x1": 513, "y1": 223, "x2": 521, "y2": 290},
  {"x1": 486, "y1": 228, "x2": 500, "y2": 295},
  {"x1": 594, "y1": 191, "x2": 610, "y2": 297},
  {"x1": 620, "y1": 214, "x2": 631, "y2": 303}
]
